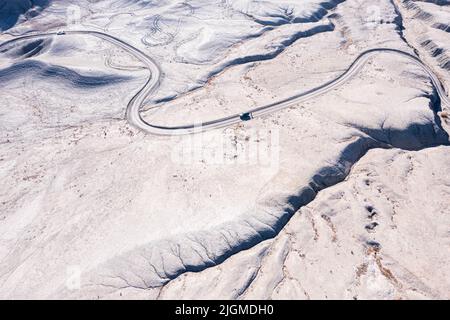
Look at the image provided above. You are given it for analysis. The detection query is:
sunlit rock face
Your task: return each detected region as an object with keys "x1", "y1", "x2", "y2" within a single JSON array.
[{"x1": 0, "y1": 0, "x2": 449, "y2": 299}]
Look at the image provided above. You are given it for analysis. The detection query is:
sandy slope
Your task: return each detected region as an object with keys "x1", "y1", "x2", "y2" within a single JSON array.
[{"x1": 157, "y1": 146, "x2": 450, "y2": 300}]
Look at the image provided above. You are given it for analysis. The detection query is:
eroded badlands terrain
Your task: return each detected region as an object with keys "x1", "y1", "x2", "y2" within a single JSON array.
[{"x1": 0, "y1": 0, "x2": 449, "y2": 299}]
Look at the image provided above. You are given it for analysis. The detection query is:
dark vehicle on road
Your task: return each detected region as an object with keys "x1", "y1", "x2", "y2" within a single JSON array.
[{"x1": 240, "y1": 112, "x2": 253, "y2": 121}]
